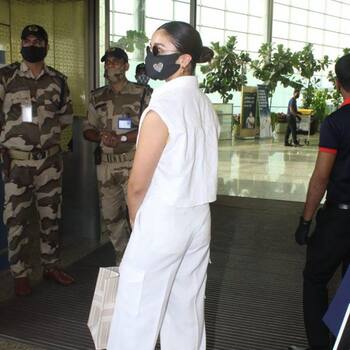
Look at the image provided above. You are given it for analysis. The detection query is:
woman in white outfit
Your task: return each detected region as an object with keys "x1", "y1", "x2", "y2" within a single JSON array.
[{"x1": 107, "y1": 21, "x2": 219, "y2": 350}]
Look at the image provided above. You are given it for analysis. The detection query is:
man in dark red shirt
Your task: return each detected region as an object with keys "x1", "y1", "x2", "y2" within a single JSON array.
[{"x1": 289, "y1": 54, "x2": 350, "y2": 350}]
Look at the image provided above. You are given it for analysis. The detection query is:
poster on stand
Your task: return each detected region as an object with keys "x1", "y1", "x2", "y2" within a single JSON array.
[
  {"x1": 257, "y1": 84, "x2": 272, "y2": 138},
  {"x1": 239, "y1": 86, "x2": 257, "y2": 138}
]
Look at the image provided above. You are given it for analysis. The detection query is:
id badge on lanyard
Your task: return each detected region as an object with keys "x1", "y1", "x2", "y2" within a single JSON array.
[
  {"x1": 118, "y1": 114, "x2": 132, "y2": 130},
  {"x1": 21, "y1": 102, "x2": 33, "y2": 123}
]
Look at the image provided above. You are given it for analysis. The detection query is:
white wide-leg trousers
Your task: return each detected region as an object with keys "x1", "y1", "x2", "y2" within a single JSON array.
[{"x1": 107, "y1": 198, "x2": 211, "y2": 350}]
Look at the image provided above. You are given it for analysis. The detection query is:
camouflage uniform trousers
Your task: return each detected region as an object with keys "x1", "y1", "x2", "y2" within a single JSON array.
[
  {"x1": 3, "y1": 154, "x2": 63, "y2": 278},
  {"x1": 96, "y1": 155, "x2": 133, "y2": 265}
]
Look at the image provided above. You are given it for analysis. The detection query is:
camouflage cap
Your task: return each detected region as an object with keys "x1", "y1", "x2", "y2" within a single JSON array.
[
  {"x1": 21, "y1": 24, "x2": 48, "y2": 43},
  {"x1": 101, "y1": 47, "x2": 128, "y2": 63}
]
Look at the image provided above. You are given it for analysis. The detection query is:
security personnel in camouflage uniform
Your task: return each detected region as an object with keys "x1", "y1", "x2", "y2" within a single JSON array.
[
  {"x1": 0, "y1": 25, "x2": 75, "y2": 296},
  {"x1": 84, "y1": 48, "x2": 151, "y2": 264}
]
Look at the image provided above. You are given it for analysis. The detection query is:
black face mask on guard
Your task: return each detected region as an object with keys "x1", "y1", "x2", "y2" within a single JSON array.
[
  {"x1": 145, "y1": 46, "x2": 180, "y2": 80},
  {"x1": 21, "y1": 46, "x2": 47, "y2": 63}
]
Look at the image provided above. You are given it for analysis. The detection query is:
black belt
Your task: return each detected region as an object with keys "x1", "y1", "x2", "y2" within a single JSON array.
[{"x1": 325, "y1": 201, "x2": 350, "y2": 210}]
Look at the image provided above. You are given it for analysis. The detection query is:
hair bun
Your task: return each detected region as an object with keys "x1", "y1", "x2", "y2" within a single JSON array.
[{"x1": 197, "y1": 46, "x2": 214, "y2": 63}]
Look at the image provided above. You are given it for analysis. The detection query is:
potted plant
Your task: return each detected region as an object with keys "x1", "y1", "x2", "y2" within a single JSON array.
[
  {"x1": 251, "y1": 43, "x2": 302, "y2": 134},
  {"x1": 251, "y1": 43, "x2": 301, "y2": 110},
  {"x1": 110, "y1": 30, "x2": 148, "y2": 60},
  {"x1": 200, "y1": 36, "x2": 251, "y2": 139},
  {"x1": 295, "y1": 43, "x2": 330, "y2": 109},
  {"x1": 310, "y1": 89, "x2": 329, "y2": 133}
]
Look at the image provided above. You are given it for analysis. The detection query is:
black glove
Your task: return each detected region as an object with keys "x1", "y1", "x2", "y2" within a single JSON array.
[{"x1": 295, "y1": 216, "x2": 311, "y2": 245}]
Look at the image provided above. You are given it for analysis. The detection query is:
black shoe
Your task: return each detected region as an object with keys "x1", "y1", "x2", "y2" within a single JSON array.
[
  {"x1": 294, "y1": 143, "x2": 303, "y2": 147},
  {"x1": 285, "y1": 143, "x2": 293, "y2": 147}
]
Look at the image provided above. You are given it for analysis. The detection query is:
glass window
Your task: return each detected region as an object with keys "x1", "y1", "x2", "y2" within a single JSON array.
[
  {"x1": 324, "y1": 30, "x2": 339, "y2": 47},
  {"x1": 309, "y1": 0, "x2": 326, "y2": 11},
  {"x1": 226, "y1": 1, "x2": 248, "y2": 14},
  {"x1": 274, "y1": 0, "x2": 290, "y2": 4},
  {"x1": 247, "y1": 33, "x2": 262, "y2": 52},
  {"x1": 146, "y1": 0, "x2": 173, "y2": 20},
  {"x1": 323, "y1": 46, "x2": 341, "y2": 60},
  {"x1": 249, "y1": 0, "x2": 264, "y2": 16},
  {"x1": 290, "y1": 7, "x2": 308, "y2": 26},
  {"x1": 342, "y1": 4, "x2": 350, "y2": 16},
  {"x1": 339, "y1": 34, "x2": 350, "y2": 49},
  {"x1": 289, "y1": 24, "x2": 307, "y2": 42},
  {"x1": 174, "y1": 2, "x2": 190, "y2": 22},
  {"x1": 290, "y1": 0, "x2": 308, "y2": 8},
  {"x1": 144, "y1": 0, "x2": 192, "y2": 46},
  {"x1": 110, "y1": 0, "x2": 133, "y2": 13},
  {"x1": 340, "y1": 18, "x2": 350, "y2": 35},
  {"x1": 225, "y1": 12, "x2": 248, "y2": 32},
  {"x1": 273, "y1": 3, "x2": 290, "y2": 21},
  {"x1": 273, "y1": 38, "x2": 289, "y2": 47},
  {"x1": 200, "y1": 6, "x2": 225, "y2": 28},
  {"x1": 197, "y1": 0, "x2": 264, "y2": 55},
  {"x1": 308, "y1": 12, "x2": 325, "y2": 30},
  {"x1": 145, "y1": 18, "x2": 167, "y2": 39},
  {"x1": 248, "y1": 16, "x2": 263, "y2": 35},
  {"x1": 110, "y1": 12, "x2": 133, "y2": 37},
  {"x1": 272, "y1": 0, "x2": 350, "y2": 66},
  {"x1": 198, "y1": 26, "x2": 225, "y2": 46},
  {"x1": 234, "y1": 31, "x2": 248, "y2": 51},
  {"x1": 325, "y1": 15, "x2": 340, "y2": 32},
  {"x1": 273, "y1": 21, "x2": 289, "y2": 38},
  {"x1": 326, "y1": 0, "x2": 341, "y2": 16},
  {"x1": 288, "y1": 40, "x2": 305, "y2": 51},
  {"x1": 313, "y1": 44, "x2": 324, "y2": 58},
  {"x1": 199, "y1": 0, "x2": 225, "y2": 9},
  {"x1": 307, "y1": 27, "x2": 324, "y2": 45}
]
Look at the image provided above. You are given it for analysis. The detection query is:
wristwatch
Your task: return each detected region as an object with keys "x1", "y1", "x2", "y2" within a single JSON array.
[{"x1": 120, "y1": 135, "x2": 128, "y2": 143}]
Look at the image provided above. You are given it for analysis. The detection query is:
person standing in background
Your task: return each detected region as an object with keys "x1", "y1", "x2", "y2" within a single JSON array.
[
  {"x1": 289, "y1": 54, "x2": 350, "y2": 350},
  {"x1": 84, "y1": 48, "x2": 151, "y2": 265},
  {"x1": 0, "y1": 24, "x2": 75, "y2": 296},
  {"x1": 285, "y1": 89, "x2": 302, "y2": 147}
]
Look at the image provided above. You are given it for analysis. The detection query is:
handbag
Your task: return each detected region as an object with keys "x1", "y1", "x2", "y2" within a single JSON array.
[{"x1": 88, "y1": 266, "x2": 119, "y2": 350}]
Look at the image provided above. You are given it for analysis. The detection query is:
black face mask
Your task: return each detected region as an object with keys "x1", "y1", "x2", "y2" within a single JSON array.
[
  {"x1": 145, "y1": 46, "x2": 180, "y2": 80},
  {"x1": 21, "y1": 46, "x2": 47, "y2": 63}
]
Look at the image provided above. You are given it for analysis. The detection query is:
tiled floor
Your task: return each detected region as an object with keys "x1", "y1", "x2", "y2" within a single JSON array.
[{"x1": 218, "y1": 134, "x2": 319, "y2": 202}]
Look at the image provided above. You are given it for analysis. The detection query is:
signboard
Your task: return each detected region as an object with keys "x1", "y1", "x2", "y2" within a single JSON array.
[
  {"x1": 257, "y1": 84, "x2": 272, "y2": 138},
  {"x1": 239, "y1": 86, "x2": 257, "y2": 138}
]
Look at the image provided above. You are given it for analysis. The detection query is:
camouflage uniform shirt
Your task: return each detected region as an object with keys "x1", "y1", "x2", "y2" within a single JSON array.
[
  {"x1": 85, "y1": 81, "x2": 151, "y2": 154},
  {"x1": 0, "y1": 62, "x2": 73, "y2": 151}
]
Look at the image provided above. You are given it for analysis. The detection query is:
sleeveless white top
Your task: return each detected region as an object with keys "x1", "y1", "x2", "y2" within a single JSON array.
[{"x1": 138, "y1": 76, "x2": 219, "y2": 207}]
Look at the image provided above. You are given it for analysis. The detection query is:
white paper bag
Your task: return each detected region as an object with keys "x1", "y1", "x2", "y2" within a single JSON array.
[{"x1": 88, "y1": 266, "x2": 119, "y2": 350}]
